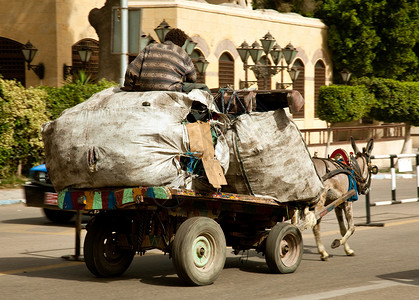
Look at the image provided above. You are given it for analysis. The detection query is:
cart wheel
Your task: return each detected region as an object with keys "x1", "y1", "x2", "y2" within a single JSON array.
[
  {"x1": 265, "y1": 222, "x2": 303, "y2": 274},
  {"x1": 172, "y1": 217, "x2": 226, "y2": 286},
  {"x1": 84, "y1": 217, "x2": 134, "y2": 277}
]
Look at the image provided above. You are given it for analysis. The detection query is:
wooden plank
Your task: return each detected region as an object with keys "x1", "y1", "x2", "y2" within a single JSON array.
[{"x1": 315, "y1": 189, "x2": 356, "y2": 220}]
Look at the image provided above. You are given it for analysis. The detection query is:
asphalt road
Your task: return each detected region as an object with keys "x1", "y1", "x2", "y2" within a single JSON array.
[{"x1": 0, "y1": 178, "x2": 418, "y2": 300}]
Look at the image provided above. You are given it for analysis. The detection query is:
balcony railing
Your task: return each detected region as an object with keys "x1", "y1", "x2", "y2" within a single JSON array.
[{"x1": 300, "y1": 124, "x2": 405, "y2": 146}]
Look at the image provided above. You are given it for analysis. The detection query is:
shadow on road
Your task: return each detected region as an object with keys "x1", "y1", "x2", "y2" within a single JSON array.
[
  {"x1": 1, "y1": 217, "x2": 74, "y2": 227},
  {"x1": 378, "y1": 269, "x2": 419, "y2": 286}
]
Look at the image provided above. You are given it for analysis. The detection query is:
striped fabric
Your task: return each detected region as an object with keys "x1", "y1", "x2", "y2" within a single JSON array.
[{"x1": 123, "y1": 41, "x2": 197, "y2": 92}]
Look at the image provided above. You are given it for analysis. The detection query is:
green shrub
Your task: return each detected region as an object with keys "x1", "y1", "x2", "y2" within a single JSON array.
[
  {"x1": 0, "y1": 78, "x2": 50, "y2": 177},
  {"x1": 360, "y1": 78, "x2": 419, "y2": 125},
  {"x1": 40, "y1": 79, "x2": 117, "y2": 119},
  {"x1": 317, "y1": 85, "x2": 375, "y2": 124},
  {"x1": 0, "y1": 78, "x2": 117, "y2": 178}
]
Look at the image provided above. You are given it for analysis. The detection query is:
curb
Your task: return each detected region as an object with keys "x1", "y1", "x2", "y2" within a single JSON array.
[
  {"x1": 372, "y1": 173, "x2": 416, "y2": 180},
  {"x1": 0, "y1": 199, "x2": 25, "y2": 206}
]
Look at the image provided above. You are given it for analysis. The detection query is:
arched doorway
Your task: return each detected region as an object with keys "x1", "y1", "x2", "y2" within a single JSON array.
[
  {"x1": 314, "y1": 60, "x2": 326, "y2": 118},
  {"x1": 67, "y1": 38, "x2": 99, "y2": 81},
  {"x1": 292, "y1": 59, "x2": 305, "y2": 118},
  {"x1": 191, "y1": 49, "x2": 206, "y2": 84},
  {"x1": 218, "y1": 52, "x2": 234, "y2": 88},
  {"x1": 0, "y1": 37, "x2": 25, "y2": 85}
]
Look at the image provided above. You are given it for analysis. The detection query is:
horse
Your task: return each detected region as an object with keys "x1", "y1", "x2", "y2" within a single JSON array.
[{"x1": 308, "y1": 137, "x2": 376, "y2": 261}]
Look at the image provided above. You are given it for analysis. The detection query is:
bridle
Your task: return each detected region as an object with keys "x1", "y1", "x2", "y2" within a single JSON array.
[
  {"x1": 349, "y1": 150, "x2": 378, "y2": 195},
  {"x1": 315, "y1": 148, "x2": 378, "y2": 195}
]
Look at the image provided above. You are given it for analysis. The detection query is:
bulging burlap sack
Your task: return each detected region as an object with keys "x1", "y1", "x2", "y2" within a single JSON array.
[{"x1": 224, "y1": 109, "x2": 323, "y2": 204}]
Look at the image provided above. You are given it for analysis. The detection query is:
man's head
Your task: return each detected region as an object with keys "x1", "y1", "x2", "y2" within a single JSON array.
[{"x1": 164, "y1": 28, "x2": 189, "y2": 47}]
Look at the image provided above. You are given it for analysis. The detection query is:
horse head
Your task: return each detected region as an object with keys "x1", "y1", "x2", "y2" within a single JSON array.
[{"x1": 350, "y1": 137, "x2": 378, "y2": 194}]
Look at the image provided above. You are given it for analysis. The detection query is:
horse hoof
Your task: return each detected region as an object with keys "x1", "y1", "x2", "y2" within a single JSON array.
[
  {"x1": 331, "y1": 239, "x2": 341, "y2": 249},
  {"x1": 346, "y1": 251, "x2": 355, "y2": 256}
]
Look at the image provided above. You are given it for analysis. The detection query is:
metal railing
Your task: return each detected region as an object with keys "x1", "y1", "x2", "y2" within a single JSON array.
[
  {"x1": 300, "y1": 124, "x2": 405, "y2": 146},
  {"x1": 358, "y1": 154, "x2": 419, "y2": 227}
]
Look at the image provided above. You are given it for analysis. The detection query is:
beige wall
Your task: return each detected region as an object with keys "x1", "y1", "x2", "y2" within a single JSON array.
[
  {"x1": 0, "y1": 0, "x2": 104, "y2": 87},
  {"x1": 1, "y1": 0, "x2": 330, "y2": 129},
  {"x1": 131, "y1": 0, "x2": 330, "y2": 128}
]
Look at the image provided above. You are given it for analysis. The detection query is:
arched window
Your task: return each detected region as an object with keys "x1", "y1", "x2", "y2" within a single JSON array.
[
  {"x1": 0, "y1": 37, "x2": 25, "y2": 85},
  {"x1": 191, "y1": 49, "x2": 206, "y2": 84},
  {"x1": 314, "y1": 60, "x2": 326, "y2": 118},
  {"x1": 292, "y1": 59, "x2": 305, "y2": 118},
  {"x1": 218, "y1": 52, "x2": 234, "y2": 88},
  {"x1": 69, "y1": 38, "x2": 99, "y2": 81},
  {"x1": 256, "y1": 55, "x2": 272, "y2": 90}
]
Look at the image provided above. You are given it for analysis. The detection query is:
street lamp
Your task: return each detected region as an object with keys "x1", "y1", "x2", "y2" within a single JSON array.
[
  {"x1": 340, "y1": 68, "x2": 352, "y2": 85},
  {"x1": 140, "y1": 33, "x2": 155, "y2": 51},
  {"x1": 21, "y1": 41, "x2": 45, "y2": 79},
  {"x1": 154, "y1": 20, "x2": 171, "y2": 43},
  {"x1": 195, "y1": 55, "x2": 209, "y2": 74},
  {"x1": 63, "y1": 45, "x2": 93, "y2": 80},
  {"x1": 78, "y1": 46, "x2": 92, "y2": 66},
  {"x1": 249, "y1": 41, "x2": 264, "y2": 64},
  {"x1": 236, "y1": 33, "x2": 299, "y2": 89},
  {"x1": 183, "y1": 38, "x2": 198, "y2": 56}
]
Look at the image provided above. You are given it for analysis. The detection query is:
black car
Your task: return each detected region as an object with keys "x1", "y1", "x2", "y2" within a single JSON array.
[{"x1": 24, "y1": 164, "x2": 76, "y2": 223}]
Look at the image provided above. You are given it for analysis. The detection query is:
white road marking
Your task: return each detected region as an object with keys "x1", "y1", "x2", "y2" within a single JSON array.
[{"x1": 278, "y1": 280, "x2": 403, "y2": 300}]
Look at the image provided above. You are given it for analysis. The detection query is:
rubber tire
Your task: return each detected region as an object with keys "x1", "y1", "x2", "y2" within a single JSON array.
[
  {"x1": 265, "y1": 222, "x2": 303, "y2": 274},
  {"x1": 43, "y1": 208, "x2": 75, "y2": 223},
  {"x1": 84, "y1": 217, "x2": 135, "y2": 277},
  {"x1": 172, "y1": 217, "x2": 226, "y2": 286}
]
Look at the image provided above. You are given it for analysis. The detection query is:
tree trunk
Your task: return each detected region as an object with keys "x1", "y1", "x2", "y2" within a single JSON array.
[
  {"x1": 325, "y1": 122, "x2": 332, "y2": 157},
  {"x1": 16, "y1": 161, "x2": 22, "y2": 177},
  {"x1": 400, "y1": 122, "x2": 412, "y2": 154}
]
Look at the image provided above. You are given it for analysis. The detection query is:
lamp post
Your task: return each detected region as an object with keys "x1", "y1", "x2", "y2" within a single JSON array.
[
  {"x1": 78, "y1": 46, "x2": 93, "y2": 67},
  {"x1": 154, "y1": 20, "x2": 172, "y2": 43},
  {"x1": 340, "y1": 68, "x2": 352, "y2": 85},
  {"x1": 63, "y1": 46, "x2": 93, "y2": 80},
  {"x1": 21, "y1": 41, "x2": 45, "y2": 80},
  {"x1": 236, "y1": 33, "x2": 299, "y2": 89}
]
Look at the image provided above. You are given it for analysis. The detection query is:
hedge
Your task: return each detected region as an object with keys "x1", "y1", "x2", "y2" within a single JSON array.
[
  {"x1": 0, "y1": 78, "x2": 117, "y2": 178},
  {"x1": 0, "y1": 78, "x2": 50, "y2": 176},
  {"x1": 40, "y1": 79, "x2": 117, "y2": 119},
  {"x1": 317, "y1": 85, "x2": 375, "y2": 124},
  {"x1": 357, "y1": 78, "x2": 419, "y2": 126}
]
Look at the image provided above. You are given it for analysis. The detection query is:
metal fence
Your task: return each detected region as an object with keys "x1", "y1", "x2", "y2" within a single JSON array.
[
  {"x1": 359, "y1": 154, "x2": 419, "y2": 227},
  {"x1": 300, "y1": 124, "x2": 404, "y2": 146}
]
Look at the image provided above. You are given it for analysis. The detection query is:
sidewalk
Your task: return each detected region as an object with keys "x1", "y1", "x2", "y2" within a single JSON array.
[{"x1": 0, "y1": 187, "x2": 25, "y2": 205}]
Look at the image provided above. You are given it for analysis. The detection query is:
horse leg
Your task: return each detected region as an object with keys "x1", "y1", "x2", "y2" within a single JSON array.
[
  {"x1": 313, "y1": 219, "x2": 329, "y2": 261},
  {"x1": 331, "y1": 202, "x2": 355, "y2": 256}
]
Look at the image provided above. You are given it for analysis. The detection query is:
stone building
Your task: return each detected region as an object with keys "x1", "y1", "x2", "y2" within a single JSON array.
[
  {"x1": 0, "y1": 0, "x2": 407, "y2": 159},
  {"x1": 0, "y1": 0, "x2": 332, "y2": 129}
]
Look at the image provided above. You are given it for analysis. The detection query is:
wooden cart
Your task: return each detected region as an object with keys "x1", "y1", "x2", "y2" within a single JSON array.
[{"x1": 58, "y1": 186, "x2": 354, "y2": 286}]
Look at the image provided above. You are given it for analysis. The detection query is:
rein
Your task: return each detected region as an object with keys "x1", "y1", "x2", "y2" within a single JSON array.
[{"x1": 315, "y1": 153, "x2": 371, "y2": 195}]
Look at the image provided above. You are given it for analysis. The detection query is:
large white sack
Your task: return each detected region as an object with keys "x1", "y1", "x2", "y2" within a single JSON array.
[
  {"x1": 42, "y1": 87, "x2": 220, "y2": 191},
  {"x1": 224, "y1": 109, "x2": 324, "y2": 204}
]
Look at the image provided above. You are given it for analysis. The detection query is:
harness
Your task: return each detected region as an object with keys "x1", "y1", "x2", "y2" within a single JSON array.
[{"x1": 315, "y1": 153, "x2": 370, "y2": 201}]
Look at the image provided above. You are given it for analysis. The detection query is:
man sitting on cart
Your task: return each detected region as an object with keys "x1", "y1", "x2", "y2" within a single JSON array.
[{"x1": 122, "y1": 28, "x2": 210, "y2": 94}]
